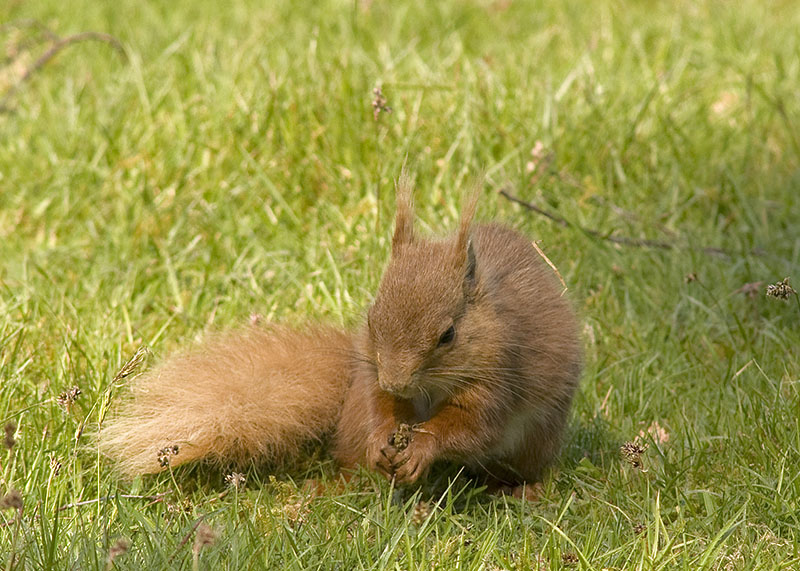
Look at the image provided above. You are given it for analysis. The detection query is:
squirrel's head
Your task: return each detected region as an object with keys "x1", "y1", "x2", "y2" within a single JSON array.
[{"x1": 367, "y1": 173, "x2": 491, "y2": 399}]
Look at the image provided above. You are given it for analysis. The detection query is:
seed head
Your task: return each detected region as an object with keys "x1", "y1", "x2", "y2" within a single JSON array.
[
  {"x1": 371, "y1": 86, "x2": 392, "y2": 121},
  {"x1": 766, "y1": 277, "x2": 796, "y2": 300},
  {"x1": 166, "y1": 498, "x2": 193, "y2": 515},
  {"x1": 621, "y1": 441, "x2": 647, "y2": 470},
  {"x1": 391, "y1": 423, "x2": 413, "y2": 451},
  {"x1": 50, "y1": 456, "x2": 62, "y2": 476},
  {"x1": 4, "y1": 422, "x2": 16, "y2": 449},
  {"x1": 225, "y1": 472, "x2": 246, "y2": 490},
  {"x1": 0, "y1": 489, "x2": 23, "y2": 511},
  {"x1": 157, "y1": 445, "x2": 179, "y2": 468},
  {"x1": 107, "y1": 538, "x2": 130, "y2": 564},
  {"x1": 113, "y1": 346, "x2": 150, "y2": 383},
  {"x1": 56, "y1": 386, "x2": 81, "y2": 410},
  {"x1": 412, "y1": 500, "x2": 431, "y2": 525},
  {"x1": 561, "y1": 553, "x2": 579, "y2": 566},
  {"x1": 194, "y1": 522, "x2": 218, "y2": 552}
]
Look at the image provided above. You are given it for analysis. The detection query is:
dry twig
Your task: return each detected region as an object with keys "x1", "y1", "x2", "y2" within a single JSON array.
[
  {"x1": 1, "y1": 22, "x2": 127, "y2": 112},
  {"x1": 58, "y1": 490, "x2": 171, "y2": 512},
  {"x1": 499, "y1": 187, "x2": 733, "y2": 256}
]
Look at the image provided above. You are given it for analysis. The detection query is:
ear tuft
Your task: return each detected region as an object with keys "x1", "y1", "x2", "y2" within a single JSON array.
[
  {"x1": 456, "y1": 177, "x2": 481, "y2": 255},
  {"x1": 456, "y1": 178, "x2": 481, "y2": 289},
  {"x1": 392, "y1": 169, "x2": 414, "y2": 248}
]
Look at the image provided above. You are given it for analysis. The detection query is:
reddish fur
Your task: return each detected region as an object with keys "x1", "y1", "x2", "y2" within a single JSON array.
[
  {"x1": 101, "y1": 177, "x2": 582, "y2": 486},
  {"x1": 99, "y1": 326, "x2": 352, "y2": 476},
  {"x1": 334, "y1": 222, "x2": 581, "y2": 485}
]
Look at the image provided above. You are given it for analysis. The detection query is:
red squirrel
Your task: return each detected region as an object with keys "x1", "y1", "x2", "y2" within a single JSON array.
[{"x1": 100, "y1": 174, "x2": 582, "y2": 488}]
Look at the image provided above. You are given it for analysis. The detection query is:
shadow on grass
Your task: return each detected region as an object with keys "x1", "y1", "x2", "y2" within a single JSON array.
[{"x1": 561, "y1": 413, "x2": 625, "y2": 476}]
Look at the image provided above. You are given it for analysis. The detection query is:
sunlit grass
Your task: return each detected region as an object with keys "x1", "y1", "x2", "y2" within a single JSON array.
[{"x1": 1, "y1": 0, "x2": 799, "y2": 568}]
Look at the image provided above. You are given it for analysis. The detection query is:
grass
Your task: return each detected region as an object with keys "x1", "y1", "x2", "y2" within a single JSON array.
[{"x1": 1, "y1": 0, "x2": 799, "y2": 568}]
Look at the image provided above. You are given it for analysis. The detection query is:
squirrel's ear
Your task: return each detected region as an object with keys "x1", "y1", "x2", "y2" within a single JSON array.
[
  {"x1": 460, "y1": 238, "x2": 478, "y2": 297},
  {"x1": 455, "y1": 179, "x2": 480, "y2": 256},
  {"x1": 465, "y1": 238, "x2": 477, "y2": 282},
  {"x1": 392, "y1": 170, "x2": 414, "y2": 248}
]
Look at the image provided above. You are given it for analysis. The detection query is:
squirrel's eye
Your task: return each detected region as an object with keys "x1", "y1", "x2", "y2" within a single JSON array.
[{"x1": 438, "y1": 325, "x2": 455, "y2": 346}]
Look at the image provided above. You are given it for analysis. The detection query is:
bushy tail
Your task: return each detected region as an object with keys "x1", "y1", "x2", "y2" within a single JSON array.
[{"x1": 99, "y1": 325, "x2": 354, "y2": 477}]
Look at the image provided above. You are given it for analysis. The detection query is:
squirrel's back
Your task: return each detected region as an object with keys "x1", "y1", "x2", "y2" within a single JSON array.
[
  {"x1": 472, "y1": 222, "x2": 581, "y2": 397},
  {"x1": 470, "y1": 223, "x2": 581, "y2": 479}
]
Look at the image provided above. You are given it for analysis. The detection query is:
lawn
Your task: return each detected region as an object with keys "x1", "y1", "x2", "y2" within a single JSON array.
[{"x1": 1, "y1": 0, "x2": 799, "y2": 569}]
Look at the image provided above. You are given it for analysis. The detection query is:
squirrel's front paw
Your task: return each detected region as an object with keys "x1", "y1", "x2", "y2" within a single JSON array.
[
  {"x1": 391, "y1": 430, "x2": 436, "y2": 484},
  {"x1": 366, "y1": 436, "x2": 397, "y2": 478}
]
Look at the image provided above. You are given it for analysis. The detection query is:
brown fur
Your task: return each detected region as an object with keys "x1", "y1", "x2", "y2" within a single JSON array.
[
  {"x1": 334, "y1": 192, "x2": 581, "y2": 485},
  {"x1": 101, "y1": 177, "x2": 581, "y2": 486},
  {"x1": 99, "y1": 326, "x2": 352, "y2": 476}
]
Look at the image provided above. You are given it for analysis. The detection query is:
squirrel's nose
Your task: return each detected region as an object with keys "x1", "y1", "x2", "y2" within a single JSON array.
[{"x1": 377, "y1": 370, "x2": 415, "y2": 398}]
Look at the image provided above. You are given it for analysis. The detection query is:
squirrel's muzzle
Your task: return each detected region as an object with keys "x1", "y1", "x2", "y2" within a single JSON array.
[{"x1": 377, "y1": 366, "x2": 418, "y2": 398}]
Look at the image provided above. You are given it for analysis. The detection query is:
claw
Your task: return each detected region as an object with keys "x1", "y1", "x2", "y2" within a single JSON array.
[{"x1": 391, "y1": 451, "x2": 409, "y2": 470}]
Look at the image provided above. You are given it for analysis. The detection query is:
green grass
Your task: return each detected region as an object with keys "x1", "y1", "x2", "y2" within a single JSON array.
[{"x1": 1, "y1": 0, "x2": 799, "y2": 568}]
